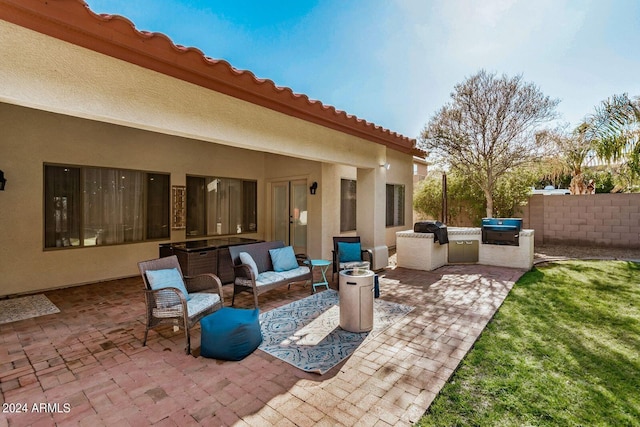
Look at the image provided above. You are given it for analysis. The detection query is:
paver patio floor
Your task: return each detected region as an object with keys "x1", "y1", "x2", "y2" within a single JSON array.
[{"x1": 0, "y1": 263, "x2": 526, "y2": 426}]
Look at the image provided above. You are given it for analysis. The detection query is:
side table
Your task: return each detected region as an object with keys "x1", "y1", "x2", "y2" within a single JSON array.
[{"x1": 307, "y1": 259, "x2": 331, "y2": 293}]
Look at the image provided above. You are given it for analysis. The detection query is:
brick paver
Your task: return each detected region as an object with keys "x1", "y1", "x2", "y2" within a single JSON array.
[{"x1": 0, "y1": 263, "x2": 526, "y2": 426}]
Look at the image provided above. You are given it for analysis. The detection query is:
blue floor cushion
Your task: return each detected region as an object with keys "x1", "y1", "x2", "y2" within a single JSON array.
[{"x1": 200, "y1": 307, "x2": 262, "y2": 361}]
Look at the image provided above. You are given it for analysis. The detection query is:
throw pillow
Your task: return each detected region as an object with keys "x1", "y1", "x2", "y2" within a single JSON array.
[
  {"x1": 269, "y1": 246, "x2": 299, "y2": 272},
  {"x1": 338, "y1": 242, "x2": 362, "y2": 262},
  {"x1": 239, "y1": 252, "x2": 259, "y2": 278},
  {"x1": 146, "y1": 268, "x2": 190, "y2": 301}
]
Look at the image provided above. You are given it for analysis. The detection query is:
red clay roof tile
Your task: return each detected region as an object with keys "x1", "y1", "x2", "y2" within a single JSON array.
[{"x1": 0, "y1": 0, "x2": 420, "y2": 154}]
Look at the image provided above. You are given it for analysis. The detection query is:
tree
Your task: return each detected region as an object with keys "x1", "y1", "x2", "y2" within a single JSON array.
[
  {"x1": 536, "y1": 124, "x2": 594, "y2": 194},
  {"x1": 585, "y1": 93, "x2": 640, "y2": 182},
  {"x1": 419, "y1": 70, "x2": 559, "y2": 217},
  {"x1": 544, "y1": 94, "x2": 640, "y2": 193},
  {"x1": 413, "y1": 171, "x2": 485, "y2": 225},
  {"x1": 413, "y1": 167, "x2": 537, "y2": 226}
]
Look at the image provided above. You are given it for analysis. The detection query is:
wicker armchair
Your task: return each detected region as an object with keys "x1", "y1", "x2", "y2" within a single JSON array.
[{"x1": 138, "y1": 255, "x2": 224, "y2": 355}]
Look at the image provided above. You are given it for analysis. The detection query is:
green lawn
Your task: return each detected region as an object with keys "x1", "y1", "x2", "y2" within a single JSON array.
[{"x1": 417, "y1": 260, "x2": 640, "y2": 427}]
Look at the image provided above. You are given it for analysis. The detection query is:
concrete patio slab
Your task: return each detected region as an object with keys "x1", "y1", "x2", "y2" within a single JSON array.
[{"x1": 0, "y1": 263, "x2": 526, "y2": 426}]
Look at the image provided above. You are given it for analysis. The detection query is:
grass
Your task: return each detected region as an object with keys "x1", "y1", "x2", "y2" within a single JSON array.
[{"x1": 416, "y1": 260, "x2": 640, "y2": 427}]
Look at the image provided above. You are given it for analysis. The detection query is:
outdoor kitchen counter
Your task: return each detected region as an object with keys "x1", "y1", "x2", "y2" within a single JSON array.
[
  {"x1": 159, "y1": 237, "x2": 263, "y2": 284},
  {"x1": 396, "y1": 227, "x2": 534, "y2": 271},
  {"x1": 395, "y1": 230, "x2": 448, "y2": 271}
]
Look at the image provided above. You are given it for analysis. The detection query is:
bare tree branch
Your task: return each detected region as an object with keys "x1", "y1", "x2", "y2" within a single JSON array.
[{"x1": 419, "y1": 70, "x2": 559, "y2": 217}]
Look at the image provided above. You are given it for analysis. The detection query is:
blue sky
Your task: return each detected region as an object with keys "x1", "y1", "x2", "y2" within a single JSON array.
[{"x1": 85, "y1": 0, "x2": 640, "y2": 140}]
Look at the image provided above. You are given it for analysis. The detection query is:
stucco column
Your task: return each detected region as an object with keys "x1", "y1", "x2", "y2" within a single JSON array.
[{"x1": 357, "y1": 166, "x2": 389, "y2": 270}]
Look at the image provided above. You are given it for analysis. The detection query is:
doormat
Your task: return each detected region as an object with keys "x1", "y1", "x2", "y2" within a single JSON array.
[
  {"x1": 0, "y1": 294, "x2": 60, "y2": 325},
  {"x1": 258, "y1": 289, "x2": 414, "y2": 374}
]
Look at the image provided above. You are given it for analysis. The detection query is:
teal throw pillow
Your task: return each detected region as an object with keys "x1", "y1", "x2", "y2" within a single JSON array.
[
  {"x1": 338, "y1": 242, "x2": 361, "y2": 262},
  {"x1": 269, "y1": 246, "x2": 299, "y2": 272},
  {"x1": 146, "y1": 268, "x2": 190, "y2": 301}
]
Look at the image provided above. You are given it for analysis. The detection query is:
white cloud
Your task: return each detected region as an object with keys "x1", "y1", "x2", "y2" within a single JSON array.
[{"x1": 370, "y1": 0, "x2": 638, "y2": 135}]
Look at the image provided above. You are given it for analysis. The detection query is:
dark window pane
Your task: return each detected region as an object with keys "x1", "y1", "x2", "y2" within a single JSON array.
[
  {"x1": 147, "y1": 173, "x2": 170, "y2": 239},
  {"x1": 397, "y1": 185, "x2": 405, "y2": 226},
  {"x1": 340, "y1": 179, "x2": 357, "y2": 232},
  {"x1": 228, "y1": 179, "x2": 243, "y2": 233},
  {"x1": 386, "y1": 184, "x2": 394, "y2": 227},
  {"x1": 243, "y1": 181, "x2": 257, "y2": 232},
  {"x1": 44, "y1": 165, "x2": 80, "y2": 248},
  {"x1": 186, "y1": 176, "x2": 206, "y2": 236},
  {"x1": 386, "y1": 184, "x2": 405, "y2": 227}
]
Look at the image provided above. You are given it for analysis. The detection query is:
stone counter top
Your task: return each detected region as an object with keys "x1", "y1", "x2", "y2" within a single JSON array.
[
  {"x1": 396, "y1": 227, "x2": 535, "y2": 270},
  {"x1": 397, "y1": 227, "x2": 534, "y2": 237}
]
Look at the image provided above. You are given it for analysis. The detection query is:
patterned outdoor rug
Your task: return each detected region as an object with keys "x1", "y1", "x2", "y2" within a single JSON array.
[
  {"x1": 259, "y1": 289, "x2": 414, "y2": 374},
  {"x1": 0, "y1": 294, "x2": 60, "y2": 325}
]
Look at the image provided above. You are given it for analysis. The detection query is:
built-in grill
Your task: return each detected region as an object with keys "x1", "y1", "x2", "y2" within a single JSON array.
[
  {"x1": 413, "y1": 221, "x2": 449, "y2": 245},
  {"x1": 481, "y1": 218, "x2": 522, "y2": 246}
]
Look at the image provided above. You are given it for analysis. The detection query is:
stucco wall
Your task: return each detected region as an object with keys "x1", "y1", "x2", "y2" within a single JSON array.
[
  {"x1": 385, "y1": 149, "x2": 415, "y2": 247},
  {"x1": 318, "y1": 153, "x2": 414, "y2": 259},
  {"x1": 0, "y1": 19, "x2": 416, "y2": 296},
  {"x1": 520, "y1": 194, "x2": 640, "y2": 248},
  {"x1": 0, "y1": 20, "x2": 382, "y2": 169},
  {"x1": 0, "y1": 104, "x2": 414, "y2": 296},
  {"x1": 0, "y1": 104, "x2": 270, "y2": 295}
]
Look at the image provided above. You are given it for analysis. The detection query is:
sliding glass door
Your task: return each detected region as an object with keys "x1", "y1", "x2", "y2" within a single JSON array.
[{"x1": 272, "y1": 179, "x2": 307, "y2": 254}]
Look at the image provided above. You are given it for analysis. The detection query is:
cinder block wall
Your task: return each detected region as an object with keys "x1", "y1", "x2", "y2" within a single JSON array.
[{"x1": 520, "y1": 194, "x2": 640, "y2": 249}]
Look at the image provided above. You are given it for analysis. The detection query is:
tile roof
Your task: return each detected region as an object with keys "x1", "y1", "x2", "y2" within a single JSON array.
[{"x1": 0, "y1": 0, "x2": 420, "y2": 155}]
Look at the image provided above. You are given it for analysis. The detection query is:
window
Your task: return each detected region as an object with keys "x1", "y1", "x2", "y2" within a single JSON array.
[
  {"x1": 340, "y1": 179, "x2": 357, "y2": 232},
  {"x1": 186, "y1": 176, "x2": 257, "y2": 236},
  {"x1": 44, "y1": 165, "x2": 170, "y2": 248},
  {"x1": 44, "y1": 166, "x2": 80, "y2": 248},
  {"x1": 386, "y1": 184, "x2": 405, "y2": 227},
  {"x1": 146, "y1": 174, "x2": 170, "y2": 239}
]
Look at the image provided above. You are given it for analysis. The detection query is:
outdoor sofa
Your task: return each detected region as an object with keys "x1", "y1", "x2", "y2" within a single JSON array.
[{"x1": 228, "y1": 240, "x2": 312, "y2": 308}]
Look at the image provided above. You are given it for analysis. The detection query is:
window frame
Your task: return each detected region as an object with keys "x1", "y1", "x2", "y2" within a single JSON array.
[
  {"x1": 385, "y1": 183, "x2": 405, "y2": 228},
  {"x1": 43, "y1": 163, "x2": 170, "y2": 250},
  {"x1": 340, "y1": 178, "x2": 357, "y2": 232},
  {"x1": 185, "y1": 175, "x2": 258, "y2": 237}
]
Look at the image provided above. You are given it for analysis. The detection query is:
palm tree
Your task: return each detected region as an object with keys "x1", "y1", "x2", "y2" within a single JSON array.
[
  {"x1": 537, "y1": 124, "x2": 593, "y2": 194},
  {"x1": 585, "y1": 94, "x2": 640, "y2": 183},
  {"x1": 541, "y1": 94, "x2": 640, "y2": 194}
]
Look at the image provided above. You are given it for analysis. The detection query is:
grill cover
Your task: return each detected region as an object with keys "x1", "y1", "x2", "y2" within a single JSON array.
[{"x1": 413, "y1": 221, "x2": 449, "y2": 245}]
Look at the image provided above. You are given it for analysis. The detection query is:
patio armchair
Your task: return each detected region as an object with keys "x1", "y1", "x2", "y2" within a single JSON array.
[
  {"x1": 138, "y1": 255, "x2": 224, "y2": 355},
  {"x1": 332, "y1": 236, "x2": 373, "y2": 281}
]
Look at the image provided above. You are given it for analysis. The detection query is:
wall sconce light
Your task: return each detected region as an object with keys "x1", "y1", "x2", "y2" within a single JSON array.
[
  {"x1": 380, "y1": 162, "x2": 391, "y2": 170},
  {"x1": 309, "y1": 181, "x2": 318, "y2": 195},
  {"x1": 0, "y1": 170, "x2": 6, "y2": 191}
]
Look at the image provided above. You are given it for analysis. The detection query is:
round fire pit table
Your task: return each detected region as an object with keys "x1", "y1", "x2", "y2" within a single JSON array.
[{"x1": 339, "y1": 268, "x2": 374, "y2": 332}]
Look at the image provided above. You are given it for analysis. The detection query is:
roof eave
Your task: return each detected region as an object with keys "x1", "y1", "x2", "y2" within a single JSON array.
[{"x1": 0, "y1": 0, "x2": 418, "y2": 154}]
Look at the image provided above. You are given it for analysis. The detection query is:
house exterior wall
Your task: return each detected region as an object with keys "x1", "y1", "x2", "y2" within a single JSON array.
[
  {"x1": 320, "y1": 164, "x2": 357, "y2": 260},
  {"x1": 318, "y1": 154, "x2": 415, "y2": 260},
  {"x1": 0, "y1": 19, "x2": 415, "y2": 296},
  {"x1": 385, "y1": 149, "x2": 415, "y2": 247},
  {"x1": 0, "y1": 20, "x2": 379, "y2": 168},
  {"x1": 0, "y1": 103, "x2": 266, "y2": 295},
  {"x1": 413, "y1": 160, "x2": 428, "y2": 185},
  {"x1": 520, "y1": 194, "x2": 640, "y2": 248}
]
